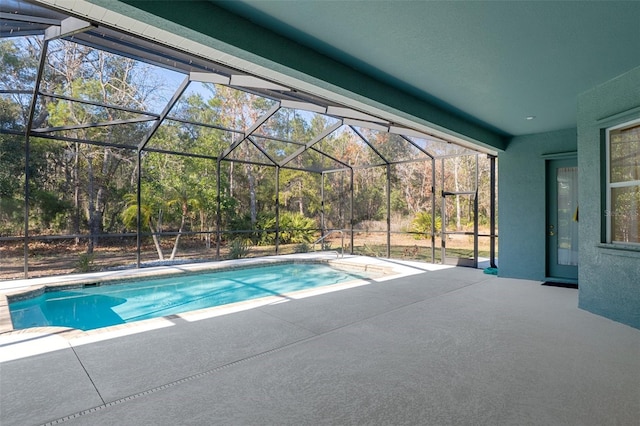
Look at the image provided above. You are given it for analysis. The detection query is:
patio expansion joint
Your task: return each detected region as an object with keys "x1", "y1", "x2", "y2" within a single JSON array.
[
  {"x1": 39, "y1": 332, "x2": 319, "y2": 426},
  {"x1": 70, "y1": 344, "x2": 106, "y2": 406},
  {"x1": 250, "y1": 276, "x2": 490, "y2": 348},
  {"x1": 254, "y1": 275, "x2": 492, "y2": 337}
]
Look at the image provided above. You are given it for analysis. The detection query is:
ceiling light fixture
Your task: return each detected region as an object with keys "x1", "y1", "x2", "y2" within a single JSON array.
[{"x1": 525, "y1": 116, "x2": 536, "y2": 120}]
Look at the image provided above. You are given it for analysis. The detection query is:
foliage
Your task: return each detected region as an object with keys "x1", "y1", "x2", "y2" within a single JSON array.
[
  {"x1": 0, "y1": 198, "x2": 23, "y2": 234},
  {"x1": 294, "y1": 242, "x2": 311, "y2": 253},
  {"x1": 121, "y1": 194, "x2": 151, "y2": 231},
  {"x1": 30, "y1": 189, "x2": 72, "y2": 231},
  {"x1": 227, "y1": 213, "x2": 254, "y2": 234},
  {"x1": 254, "y1": 212, "x2": 317, "y2": 245},
  {"x1": 278, "y1": 212, "x2": 317, "y2": 244},
  {"x1": 74, "y1": 252, "x2": 96, "y2": 273},
  {"x1": 228, "y1": 238, "x2": 249, "y2": 259},
  {"x1": 411, "y1": 211, "x2": 442, "y2": 238},
  {"x1": 0, "y1": 135, "x2": 23, "y2": 199}
]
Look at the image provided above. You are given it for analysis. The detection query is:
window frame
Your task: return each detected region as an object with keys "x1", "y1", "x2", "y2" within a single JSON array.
[{"x1": 605, "y1": 117, "x2": 640, "y2": 245}]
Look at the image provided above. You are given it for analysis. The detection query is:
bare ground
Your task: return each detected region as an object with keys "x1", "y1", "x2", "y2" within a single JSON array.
[{"x1": 0, "y1": 233, "x2": 494, "y2": 281}]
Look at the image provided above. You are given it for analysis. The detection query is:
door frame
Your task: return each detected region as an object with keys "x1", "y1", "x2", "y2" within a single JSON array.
[
  {"x1": 441, "y1": 190, "x2": 478, "y2": 267},
  {"x1": 545, "y1": 154, "x2": 578, "y2": 284},
  {"x1": 440, "y1": 154, "x2": 479, "y2": 268}
]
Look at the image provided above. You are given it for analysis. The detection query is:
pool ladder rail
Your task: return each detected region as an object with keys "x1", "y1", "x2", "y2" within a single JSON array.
[{"x1": 312, "y1": 230, "x2": 344, "y2": 258}]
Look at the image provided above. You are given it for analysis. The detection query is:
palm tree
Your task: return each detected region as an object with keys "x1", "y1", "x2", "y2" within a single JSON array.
[
  {"x1": 165, "y1": 184, "x2": 201, "y2": 260},
  {"x1": 121, "y1": 193, "x2": 165, "y2": 260}
]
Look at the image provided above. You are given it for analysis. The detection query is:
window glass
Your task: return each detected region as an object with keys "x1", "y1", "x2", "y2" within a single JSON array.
[
  {"x1": 607, "y1": 120, "x2": 640, "y2": 244},
  {"x1": 557, "y1": 167, "x2": 578, "y2": 265}
]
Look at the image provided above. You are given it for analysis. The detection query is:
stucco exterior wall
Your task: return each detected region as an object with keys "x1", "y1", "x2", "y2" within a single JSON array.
[
  {"x1": 577, "y1": 65, "x2": 640, "y2": 329},
  {"x1": 498, "y1": 129, "x2": 577, "y2": 280}
]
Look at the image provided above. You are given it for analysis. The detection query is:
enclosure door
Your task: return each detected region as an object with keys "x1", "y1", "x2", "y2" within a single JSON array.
[
  {"x1": 546, "y1": 158, "x2": 579, "y2": 282},
  {"x1": 441, "y1": 191, "x2": 478, "y2": 267}
]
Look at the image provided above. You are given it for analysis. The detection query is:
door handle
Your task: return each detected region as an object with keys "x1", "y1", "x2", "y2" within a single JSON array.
[{"x1": 548, "y1": 225, "x2": 555, "y2": 236}]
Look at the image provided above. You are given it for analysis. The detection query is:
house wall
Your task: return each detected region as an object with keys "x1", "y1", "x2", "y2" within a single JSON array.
[
  {"x1": 498, "y1": 129, "x2": 577, "y2": 280},
  {"x1": 577, "y1": 65, "x2": 640, "y2": 329}
]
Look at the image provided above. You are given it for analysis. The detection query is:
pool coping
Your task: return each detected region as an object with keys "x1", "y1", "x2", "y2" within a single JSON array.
[{"x1": 0, "y1": 254, "x2": 402, "y2": 338}]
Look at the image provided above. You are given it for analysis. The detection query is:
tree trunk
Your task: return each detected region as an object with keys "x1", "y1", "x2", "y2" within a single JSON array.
[
  {"x1": 229, "y1": 162, "x2": 234, "y2": 198},
  {"x1": 298, "y1": 181, "x2": 304, "y2": 215},
  {"x1": 246, "y1": 164, "x2": 257, "y2": 226},
  {"x1": 86, "y1": 158, "x2": 95, "y2": 254},
  {"x1": 169, "y1": 202, "x2": 187, "y2": 260},
  {"x1": 73, "y1": 143, "x2": 80, "y2": 245},
  {"x1": 90, "y1": 148, "x2": 110, "y2": 249},
  {"x1": 149, "y1": 221, "x2": 164, "y2": 260}
]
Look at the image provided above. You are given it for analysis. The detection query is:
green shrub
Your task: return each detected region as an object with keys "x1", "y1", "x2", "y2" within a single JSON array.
[
  {"x1": 253, "y1": 212, "x2": 317, "y2": 245},
  {"x1": 75, "y1": 253, "x2": 96, "y2": 273},
  {"x1": 294, "y1": 242, "x2": 311, "y2": 253},
  {"x1": 411, "y1": 212, "x2": 442, "y2": 239},
  {"x1": 31, "y1": 189, "x2": 72, "y2": 231},
  {"x1": 228, "y1": 238, "x2": 250, "y2": 259},
  {"x1": 226, "y1": 213, "x2": 257, "y2": 243},
  {"x1": 256, "y1": 213, "x2": 276, "y2": 245},
  {"x1": 278, "y1": 212, "x2": 316, "y2": 244}
]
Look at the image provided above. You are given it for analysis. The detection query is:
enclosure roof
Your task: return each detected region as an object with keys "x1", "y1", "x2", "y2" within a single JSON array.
[{"x1": 1, "y1": 0, "x2": 481, "y2": 172}]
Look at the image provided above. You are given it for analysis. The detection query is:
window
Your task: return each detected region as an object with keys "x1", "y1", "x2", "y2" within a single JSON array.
[{"x1": 606, "y1": 118, "x2": 640, "y2": 244}]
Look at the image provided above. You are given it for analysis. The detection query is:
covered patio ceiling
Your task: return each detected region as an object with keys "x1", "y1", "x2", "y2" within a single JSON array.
[{"x1": 212, "y1": 0, "x2": 640, "y2": 137}]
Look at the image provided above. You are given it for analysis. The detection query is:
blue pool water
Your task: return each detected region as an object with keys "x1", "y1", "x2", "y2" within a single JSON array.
[{"x1": 10, "y1": 263, "x2": 374, "y2": 331}]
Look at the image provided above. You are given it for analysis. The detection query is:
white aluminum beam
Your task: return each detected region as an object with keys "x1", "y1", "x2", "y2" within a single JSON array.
[
  {"x1": 230, "y1": 75, "x2": 290, "y2": 91},
  {"x1": 190, "y1": 72, "x2": 230, "y2": 85},
  {"x1": 343, "y1": 119, "x2": 388, "y2": 132},
  {"x1": 327, "y1": 106, "x2": 388, "y2": 124},
  {"x1": 389, "y1": 126, "x2": 432, "y2": 139},
  {"x1": 280, "y1": 99, "x2": 326, "y2": 114},
  {"x1": 45, "y1": 16, "x2": 94, "y2": 40}
]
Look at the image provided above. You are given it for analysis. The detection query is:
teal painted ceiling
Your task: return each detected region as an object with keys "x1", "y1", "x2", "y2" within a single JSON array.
[{"x1": 212, "y1": 1, "x2": 640, "y2": 136}]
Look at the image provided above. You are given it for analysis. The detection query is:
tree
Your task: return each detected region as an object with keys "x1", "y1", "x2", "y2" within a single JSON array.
[
  {"x1": 121, "y1": 193, "x2": 164, "y2": 259},
  {"x1": 42, "y1": 38, "x2": 165, "y2": 251}
]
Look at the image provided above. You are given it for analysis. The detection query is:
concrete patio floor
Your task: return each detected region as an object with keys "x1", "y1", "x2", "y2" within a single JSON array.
[{"x1": 1, "y1": 257, "x2": 639, "y2": 425}]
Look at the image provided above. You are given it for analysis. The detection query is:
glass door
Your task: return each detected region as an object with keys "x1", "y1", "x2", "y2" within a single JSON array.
[{"x1": 546, "y1": 158, "x2": 578, "y2": 282}]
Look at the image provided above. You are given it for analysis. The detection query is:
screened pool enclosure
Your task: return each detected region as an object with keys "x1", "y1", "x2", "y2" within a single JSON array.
[{"x1": 1, "y1": 1, "x2": 497, "y2": 279}]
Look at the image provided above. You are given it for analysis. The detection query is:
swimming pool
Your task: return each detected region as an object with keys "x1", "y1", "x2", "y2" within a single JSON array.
[{"x1": 9, "y1": 262, "x2": 377, "y2": 331}]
